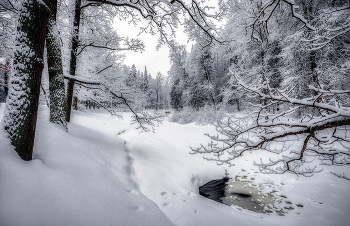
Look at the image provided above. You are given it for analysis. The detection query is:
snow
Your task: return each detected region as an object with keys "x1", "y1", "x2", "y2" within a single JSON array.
[{"x1": 1, "y1": 104, "x2": 350, "y2": 226}]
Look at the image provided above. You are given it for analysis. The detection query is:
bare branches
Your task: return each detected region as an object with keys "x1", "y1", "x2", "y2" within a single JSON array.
[
  {"x1": 64, "y1": 74, "x2": 164, "y2": 132},
  {"x1": 84, "y1": 0, "x2": 222, "y2": 46},
  {"x1": 246, "y1": 0, "x2": 349, "y2": 49},
  {"x1": 172, "y1": 0, "x2": 222, "y2": 45},
  {"x1": 84, "y1": 0, "x2": 154, "y2": 19},
  {"x1": 330, "y1": 172, "x2": 350, "y2": 181},
  {"x1": 303, "y1": 24, "x2": 350, "y2": 50},
  {"x1": 192, "y1": 67, "x2": 350, "y2": 176},
  {"x1": 0, "y1": 0, "x2": 18, "y2": 13},
  {"x1": 77, "y1": 38, "x2": 144, "y2": 56}
]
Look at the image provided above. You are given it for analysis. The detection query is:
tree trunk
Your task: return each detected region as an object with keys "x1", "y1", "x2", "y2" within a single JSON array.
[
  {"x1": 73, "y1": 96, "x2": 78, "y2": 110},
  {"x1": 46, "y1": 0, "x2": 67, "y2": 127},
  {"x1": 3, "y1": 0, "x2": 51, "y2": 160},
  {"x1": 4, "y1": 58, "x2": 10, "y2": 97},
  {"x1": 66, "y1": 0, "x2": 82, "y2": 122}
]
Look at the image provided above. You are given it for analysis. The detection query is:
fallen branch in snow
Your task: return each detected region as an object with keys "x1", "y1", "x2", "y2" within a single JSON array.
[{"x1": 330, "y1": 172, "x2": 350, "y2": 181}]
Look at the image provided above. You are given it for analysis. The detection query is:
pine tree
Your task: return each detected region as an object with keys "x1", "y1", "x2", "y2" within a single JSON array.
[
  {"x1": 170, "y1": 78, "x2": 183, "y2": 110},
  {"x1": 188, "y1": 45, "x2": 216, "y2": 110},
  {"x1": 126, "y1": 64, "x2": 137, "y2": 87}
]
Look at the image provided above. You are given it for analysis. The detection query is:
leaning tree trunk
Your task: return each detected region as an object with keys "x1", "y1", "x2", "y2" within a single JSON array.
[
  {"x1": 66, "y1": 0, "x2": 82, "y2": 122},
  {"x1": 2, "y1": 0, "x2": 51, "y2": 161},
  {"x1": 46, "y1": 0, "x2": 67, "y2": 128}
]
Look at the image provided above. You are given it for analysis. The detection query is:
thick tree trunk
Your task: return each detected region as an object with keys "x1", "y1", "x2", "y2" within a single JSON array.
[
  {"x1": 46, "y1": 0, "x2": 67, "y2": 127},
  {"x1": 66, "y1": 0, "x2": 82, "y2": 122},
  {"x1": 3, "y1": 0, "x2": 51, "y2": 160}
]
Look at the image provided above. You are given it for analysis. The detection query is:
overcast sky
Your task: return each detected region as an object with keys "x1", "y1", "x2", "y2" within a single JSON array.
[
  {"x1": 113, "y1": 0, "x2": 221, "y2": 78},
  {"x1": 114, "y1": 18, "x2": 191, "y2": 78}
]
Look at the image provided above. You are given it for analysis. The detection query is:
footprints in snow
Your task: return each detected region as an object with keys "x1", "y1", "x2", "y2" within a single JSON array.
[
  {"x1": 117, "y1": 130, "x2": 127, "y2": 135},
  {"x1": 159, "y1": 191, "x2": 193, "y2": 207}
]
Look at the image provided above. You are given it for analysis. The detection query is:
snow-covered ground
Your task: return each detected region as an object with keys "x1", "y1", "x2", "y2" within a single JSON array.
[{"x1": 1, "y1": 104, "x2": 350, "y2": 226}]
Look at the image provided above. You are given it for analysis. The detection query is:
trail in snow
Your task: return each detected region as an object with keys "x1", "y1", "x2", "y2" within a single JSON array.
[{"x1": 0, "y1": 106, "x2": 174, "y2": 226}]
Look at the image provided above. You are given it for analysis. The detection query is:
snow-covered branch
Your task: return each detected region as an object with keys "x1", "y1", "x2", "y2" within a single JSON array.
[
  {"x1": 191, "y1": 67, "x2": 350, "y2": 176},
  {"x1": 0, "y1": 0, "x2": 18, "y2": 13},
  {"x1": 85, "y1": 0, "x2": 222, "y2": 45},
  {"x1": 247, "y1": 0, "x2": 349, "y2": 49},
  {"x1": 64, "y1": 74, "x2": 164, "y2": 132}
]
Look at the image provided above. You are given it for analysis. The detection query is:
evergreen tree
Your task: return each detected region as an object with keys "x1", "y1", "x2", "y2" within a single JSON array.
[
  {"x1": 188, "y1": 44, "x2": 216, "y2": 110},
  {"x1": 126, "y1": 64, "x2": 137, "y2": 87},
  {"x1": 141, "y1": 66, "x2": 149, "y2": 92},
  {"x1": 170, "y1": 78, "x2": 183, "y2": 110},
  {"x1": 169, "y1": 42, "x2": 188, "y2": 110}
]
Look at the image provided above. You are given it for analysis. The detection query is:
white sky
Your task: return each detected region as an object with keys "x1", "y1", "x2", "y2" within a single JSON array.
[
  {"x1": 114, "y1": 18, "x2": 191, "y2": 77},
  {"x1": 113, "y1": 0, "x2": 220, "y2": 77}
]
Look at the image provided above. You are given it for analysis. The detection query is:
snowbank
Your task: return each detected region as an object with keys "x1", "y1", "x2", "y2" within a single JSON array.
[
  {"x1": 1, "y1": 104, "x2": 350, "y2": 226},
  {"x1": 0, "y1": 104, "x2": 173, "y2": 226}
]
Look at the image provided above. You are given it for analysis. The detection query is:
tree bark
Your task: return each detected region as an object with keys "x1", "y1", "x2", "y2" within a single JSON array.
[
  {"x1": 3, "y1": 0, "x2": 51, "y2": 160},
  {"x1": 46, "y1": 0, "x2": 67, "y2": 127},
  {"x1": 4, "y1": 58, "x2": 10, "y2": 97},
  {"x1": 66, "y1": 0, "x2": 82, "y2": 122}
]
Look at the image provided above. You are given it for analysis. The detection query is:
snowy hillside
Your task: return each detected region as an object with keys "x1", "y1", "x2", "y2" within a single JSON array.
[{"x1": 1, "y1": 104, "x2": 350, "y2": 226}]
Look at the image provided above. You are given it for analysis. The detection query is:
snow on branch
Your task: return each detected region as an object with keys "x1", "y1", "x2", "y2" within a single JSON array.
[
  {"x1": 248, "y1": 0, "x2": 349, "y2": 49},
  {"x1": 64, "y1": 74, "x2": 164, "y2": 132},
  {"x1": 0, "y1": 0, "x2": 18, "y2": 13},
  {"x1": 84, "y1": 0, "x2": 223, "y2": 46},
  {"x1": 191, "y1": 68, "x2": 350, "y2": 176},
  {"x1": 77, "y1": 38, "x2": 145, "y2": 56}
]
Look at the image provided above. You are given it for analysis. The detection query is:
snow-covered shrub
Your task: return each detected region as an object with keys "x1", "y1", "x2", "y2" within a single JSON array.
[
  {"x1": 169, "y1": 106, "x2": 197, "y2": 124},
  {"x1": 194, "y1": 105, "x2": 226, "y2": 125},
  {"x1": 170, "y1": 105, "x2": 226, "y2": 125}
]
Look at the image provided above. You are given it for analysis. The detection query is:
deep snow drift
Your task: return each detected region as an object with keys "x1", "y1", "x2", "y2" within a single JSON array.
[{"x1": 1, "y1": 104, "x2": 350, "y2": 226}]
